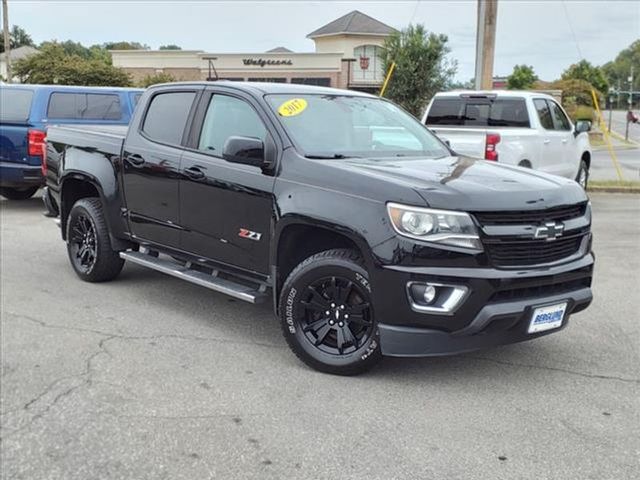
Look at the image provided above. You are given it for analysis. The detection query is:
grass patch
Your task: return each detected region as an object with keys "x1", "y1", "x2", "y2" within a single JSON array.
[
  {"x1": 588, "y1": 180, "x2": 640, "y2": 193},
  {"x1": 589, "y1": 180, "x2": 640, "y2": 188}
]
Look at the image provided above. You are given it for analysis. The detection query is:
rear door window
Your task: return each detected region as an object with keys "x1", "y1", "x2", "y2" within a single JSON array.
[
  {"x1": 142, "y1": 91, "x2": 196, "y2": 145},
  {"x1": 426, "y1": 97, "x2": 530, "y2": 128},
  {"x1": 0, "y1": 88, "x2": 34, "y2": 123},
  {"x1": 47, "y1": 92, "x2": 123, "y2": 120}
]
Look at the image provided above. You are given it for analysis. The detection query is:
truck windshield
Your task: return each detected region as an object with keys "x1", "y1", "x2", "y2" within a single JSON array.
[{"x1": 266, "y1": 94, "x2": 449, "y2": 159}]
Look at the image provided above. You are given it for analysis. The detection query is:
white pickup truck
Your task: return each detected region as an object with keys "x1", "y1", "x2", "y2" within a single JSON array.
[{"x1": 422, "y1": 91, "x2": 592, "y2": 187}]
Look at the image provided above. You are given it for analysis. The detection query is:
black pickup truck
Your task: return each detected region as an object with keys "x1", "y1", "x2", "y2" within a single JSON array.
[{"x1": 44, "y1": 82, "x2": 594, "y2": 375}]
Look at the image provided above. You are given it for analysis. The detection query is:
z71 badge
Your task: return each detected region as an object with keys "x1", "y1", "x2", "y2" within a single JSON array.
[{"x1": 238, "y1": 228, "x2": 262, "y2": 241}]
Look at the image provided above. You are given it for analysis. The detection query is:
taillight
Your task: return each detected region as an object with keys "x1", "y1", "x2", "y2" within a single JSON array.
[
  {"x1": 485, "y1": 133, "x2": 500, "y2": 161},
  {"x1": 27, "y1": 129, "x2": 47, "y2": 175}
]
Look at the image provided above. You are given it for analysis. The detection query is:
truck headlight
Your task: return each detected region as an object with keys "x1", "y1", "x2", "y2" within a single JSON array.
[{"x1": 387, "y1": 203, "x2": 482, "y2": 250}]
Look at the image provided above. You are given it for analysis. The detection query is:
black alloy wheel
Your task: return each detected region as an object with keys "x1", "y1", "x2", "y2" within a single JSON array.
[
  {"x1": 69, "y1": 213, "x2": 98, "y2": 274},
  {"x1": 300, "y1": 276, "x2": 374, "y2": 355},
  {"x1": 66, "y1": 198, "x2": 124, "y2": 282},
  {"x1": 279, "y1": 248, "x2": 382, "y2": 375}
]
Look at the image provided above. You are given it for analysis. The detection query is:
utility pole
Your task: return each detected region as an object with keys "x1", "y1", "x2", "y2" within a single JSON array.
[
  {"x1": 474, "y1": 0, "x2": 498, "y2": 90},
  {"x1": 2, "y1": 0, "x2": 10, "y2": 83},
  {"x1": 626, "y1": 66, "x2": 634, "y2": 142}
]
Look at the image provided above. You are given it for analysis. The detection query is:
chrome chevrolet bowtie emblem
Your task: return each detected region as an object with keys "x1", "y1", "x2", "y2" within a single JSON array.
[{"x1": 534, "y1": 221, "x2": 565, "y2": 241}]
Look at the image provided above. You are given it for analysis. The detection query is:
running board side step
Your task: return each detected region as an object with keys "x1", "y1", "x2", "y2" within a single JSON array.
[{"x1": 120, "y1": 251, "x2": 268, "y2": 304}]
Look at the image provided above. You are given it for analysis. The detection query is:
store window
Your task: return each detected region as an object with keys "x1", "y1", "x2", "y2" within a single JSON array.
[
  {"x1": 248, "y1": 78, "x2": 287, "y2": 83},
  {"x1": 352, "y1": 45, "x2": 384, "y2": 84},
  {"x1": 291, "y1": 78, "x2": 331, "y2": 87}
]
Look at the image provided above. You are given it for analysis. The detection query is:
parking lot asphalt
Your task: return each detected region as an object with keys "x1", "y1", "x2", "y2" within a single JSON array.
[
  {"x1": 591, "y1": 148, "x2": 640, "y2": 181},
  {"x1": 1, "y1": 193, "x2": 639, "y2": 480}
]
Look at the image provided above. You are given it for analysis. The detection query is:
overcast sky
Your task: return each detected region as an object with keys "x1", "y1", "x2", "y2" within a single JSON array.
[{"x1": 5, "y1": 0, "x2": 640, "y2": 81}]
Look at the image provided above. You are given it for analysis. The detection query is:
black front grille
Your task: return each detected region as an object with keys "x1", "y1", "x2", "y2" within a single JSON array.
[
  {"x1": 485, "y1": 235, "x2": 584, "y2": 267},
  {"x1": 474, "y1": 203, "x2": 587, "y2": 225},
  {"x1": 490, "y1": 277, "x2": 592, "y2": 303}
]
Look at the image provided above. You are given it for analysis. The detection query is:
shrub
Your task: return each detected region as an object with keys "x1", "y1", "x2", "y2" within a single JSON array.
[{"x1": 137, "y1": 72, "x2": 177, "y2": 88}]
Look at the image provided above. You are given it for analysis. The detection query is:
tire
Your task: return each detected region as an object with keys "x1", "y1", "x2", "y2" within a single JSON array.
[
  {"x1": 518, "y1": 160, "x2": 532, "y2": 169},
  {"x1": 279, "y1": 248, "x2": 382, "y2": 376},
  {"x1": 66, "y1": 198, "x2": 124, "y2": 282},
  {"x1": 576, "y1": 160, "x2": 589, "y2": 189},
  {"x1": 0, "y1": 186, "x2": 39, "y2": 200}
]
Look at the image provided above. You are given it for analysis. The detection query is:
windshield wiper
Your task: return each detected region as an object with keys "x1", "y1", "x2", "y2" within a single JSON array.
[{"x1": 304, "y1": 153, "x2": 360, "y2": 159}]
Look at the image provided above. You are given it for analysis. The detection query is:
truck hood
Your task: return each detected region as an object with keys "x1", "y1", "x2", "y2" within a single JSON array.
[{"x1": 323, "y1": 155, "x2": 587, "y2": 211}]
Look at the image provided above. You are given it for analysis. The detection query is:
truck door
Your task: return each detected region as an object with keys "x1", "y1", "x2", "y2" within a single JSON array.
[
  {"x1": 178, "y1": 89, "x2": 276, "y2": 275},
  {"x1": 533, "y1": 98, "x2": 566, "y2": 176},
  {"x1": 547, "y1": 99, "x2": 576, "y2": 178},
  {"x1": 122, "y1": 89, "x2": 199, "y2": 248}
]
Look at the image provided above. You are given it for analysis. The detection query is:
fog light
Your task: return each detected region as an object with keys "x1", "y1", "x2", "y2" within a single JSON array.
[
  {"x1": 406, "y1": 281, "x2": 469, "y2": 315},
  {"x1": 423, "y1": 285, "x2": 437, "y2": 304}
]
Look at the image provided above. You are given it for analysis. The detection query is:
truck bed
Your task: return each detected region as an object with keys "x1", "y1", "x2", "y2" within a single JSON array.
[{"x1": 47, "y1": 124, "x2": 127, "y2": 156}]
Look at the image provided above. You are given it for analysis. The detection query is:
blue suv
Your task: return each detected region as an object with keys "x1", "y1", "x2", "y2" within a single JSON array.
[{"x1": 0, "y1": 84, "x2": 143, "y2": 200}]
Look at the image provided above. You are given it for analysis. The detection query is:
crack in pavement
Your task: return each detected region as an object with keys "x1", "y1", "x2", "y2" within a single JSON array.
[
  {"x1": 1, "y1": 311, "x2": 285, "y2": 439},
  {"x1": 467, "y1": 355, "x2": 640, "y2": 385},
  {"x1": 3, "y1": 311, "x2": 284, "y2": 350}
]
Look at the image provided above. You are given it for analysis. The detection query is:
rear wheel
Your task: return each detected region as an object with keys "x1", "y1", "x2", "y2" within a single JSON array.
[
  {"x1": 0, "y1": 186, "x2": 39, "y2": 200},
  {"x1": 576, "y1": 160, "x2": 589, "y2": 189},
  {"x1": 66, "y1": 198, "x2": 124, "y2": 282},
  {"x1": 279, "y1": 249, "x2": 382, "y2": 376}
]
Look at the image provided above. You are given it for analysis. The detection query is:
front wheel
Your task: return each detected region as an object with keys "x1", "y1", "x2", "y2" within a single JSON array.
[
  {"x1": 576, "y1": 160, "x2": 589, "y2": 189},
  {"x1": 0, "y1": 186, "x2": 39, "y2": 200},
  {"x1": 279, "y1": 249, "x2": 382, "y2": 376},
  {"x1": 66, "y1": 198, "x2": 124, "y2": 282}
]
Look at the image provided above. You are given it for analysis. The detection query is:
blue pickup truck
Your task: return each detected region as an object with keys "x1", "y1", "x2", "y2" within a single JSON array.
[{"x1": 0, "y1": 84, "x2": 143, "y2": 200}]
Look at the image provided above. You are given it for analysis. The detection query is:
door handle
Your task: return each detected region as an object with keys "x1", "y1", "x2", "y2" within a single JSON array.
[
  {"x1": 184, "y1": 166, "x2": 205, "y2": 180},
  {"x1": 543, "y1": 139, "x2": 551, "y2": 145},
  {"x1": 561, "y1": 139, "x2": 568, "y2": 143},
  {"x1": 128, "y1": 154, "x2": 145, "y2": 166}
]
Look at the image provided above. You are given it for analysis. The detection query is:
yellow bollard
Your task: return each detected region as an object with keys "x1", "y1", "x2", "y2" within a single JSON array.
[
  {"x1": 591, "y1": 89, "x2": 624, "y2": 182},
  {"x1": 379, "y1": 62, "x2": 396, "y2": 98}
]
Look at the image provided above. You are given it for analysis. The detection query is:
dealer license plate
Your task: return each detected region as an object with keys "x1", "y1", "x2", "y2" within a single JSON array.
[{"x1": 528, "y1": 302, "x2": 567, "y2": 334}]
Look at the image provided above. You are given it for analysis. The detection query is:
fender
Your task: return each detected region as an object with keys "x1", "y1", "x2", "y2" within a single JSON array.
[
  {"x1": 272, "y1": 214, "x2": 377, "y2": 270},
  {"x1": 59, "y1": 146, "x2": 131, "y2": 250}
]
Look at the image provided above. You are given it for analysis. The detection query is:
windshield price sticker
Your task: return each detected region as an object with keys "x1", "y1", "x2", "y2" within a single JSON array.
[{"x1": 278, "y1": 98, "x2": 307, "y2": 117}]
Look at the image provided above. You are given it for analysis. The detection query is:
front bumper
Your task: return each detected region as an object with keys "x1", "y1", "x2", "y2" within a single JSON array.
[
  {"x1": 371, "y1": 253, "x2": 594, "y2": 357},
  {"x1": 0, "y1": 162, "x2": 44, "y2": 188},
  {"x1": 379, "y1": 287, "x2": 592, "y2": 356}
]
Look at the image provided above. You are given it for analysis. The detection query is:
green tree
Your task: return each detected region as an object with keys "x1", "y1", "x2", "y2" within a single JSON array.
[
  {"x1": 138, "y1": 72, "x2": 177, "y2": 87},
  {"x1": 13, "y1": 43, "x2": 131, "y2": 86},
  {"x1": 103, "y1": 41, "x2": 149, "y2": 51},
  {"x1": 0, "y1": 25, "x2": 35, "y2": 52},
  {"x1": 602, "y1": 40, "x2": 639, "y2": 107},
  {"x1": 561, "y1": 60, "x2": 608, "y2": 94},
  {"x1": 159, "y1": 44, "x2": 182, "y2": 50},
  {"x1": 507, "y1": 64, "x2": 538, "y2": 90},
  {"x1": 380, "y1": 24, "x2": 457, "y2": 117}
]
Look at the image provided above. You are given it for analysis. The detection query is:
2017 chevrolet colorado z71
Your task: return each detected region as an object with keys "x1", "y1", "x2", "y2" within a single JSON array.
[{"x1": 45, "y1": 82, "x2": 594, "y2": 375}]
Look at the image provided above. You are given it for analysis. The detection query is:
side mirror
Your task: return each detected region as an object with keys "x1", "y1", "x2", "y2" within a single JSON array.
[
  {"x1": 222, "y1": 136, "x2": 266, "y2": 167},
  {"x1": 574, "y1": 120, "x2": 591, "y2": 135}
]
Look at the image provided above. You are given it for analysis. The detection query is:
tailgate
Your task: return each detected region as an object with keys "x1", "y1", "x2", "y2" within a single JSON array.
[
  {"x1": 428, "y1": 127, "x2": 487, "y2": 159},
  {"x1": 0, "y1": 123, "x2": 35, "y2": 164}
]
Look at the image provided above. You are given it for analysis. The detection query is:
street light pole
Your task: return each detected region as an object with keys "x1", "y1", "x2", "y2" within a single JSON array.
[{"x1": 2, "y1": 0, "x2": 11, "y2": 83}]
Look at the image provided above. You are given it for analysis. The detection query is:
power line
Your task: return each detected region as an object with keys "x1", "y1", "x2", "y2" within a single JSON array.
[{"x1": 561, "y1": 0, "x2": 583, "y2": 60}]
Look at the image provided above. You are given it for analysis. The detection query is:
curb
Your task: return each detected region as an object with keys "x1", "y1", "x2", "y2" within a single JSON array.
[
  {"x1": 587, "y1": 186, "x2": 640, "y2": 194},
  {"x1": 591, "y1": 144, "x2": 639, "y2": 152}
]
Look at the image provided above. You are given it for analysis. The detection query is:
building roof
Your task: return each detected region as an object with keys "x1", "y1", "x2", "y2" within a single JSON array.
[
  {"x1": 0, "y1": 45, "x2": 39, "y2": 61},
  {"x1": 307, "y1": 10, "x2": 396, "y2": 38},
  {"x1": 266, "y1": 46, "x2": 293, "y2": 53},
  {"x1": 150, "y1": 80, "x2": 375, "y2": 97}
]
